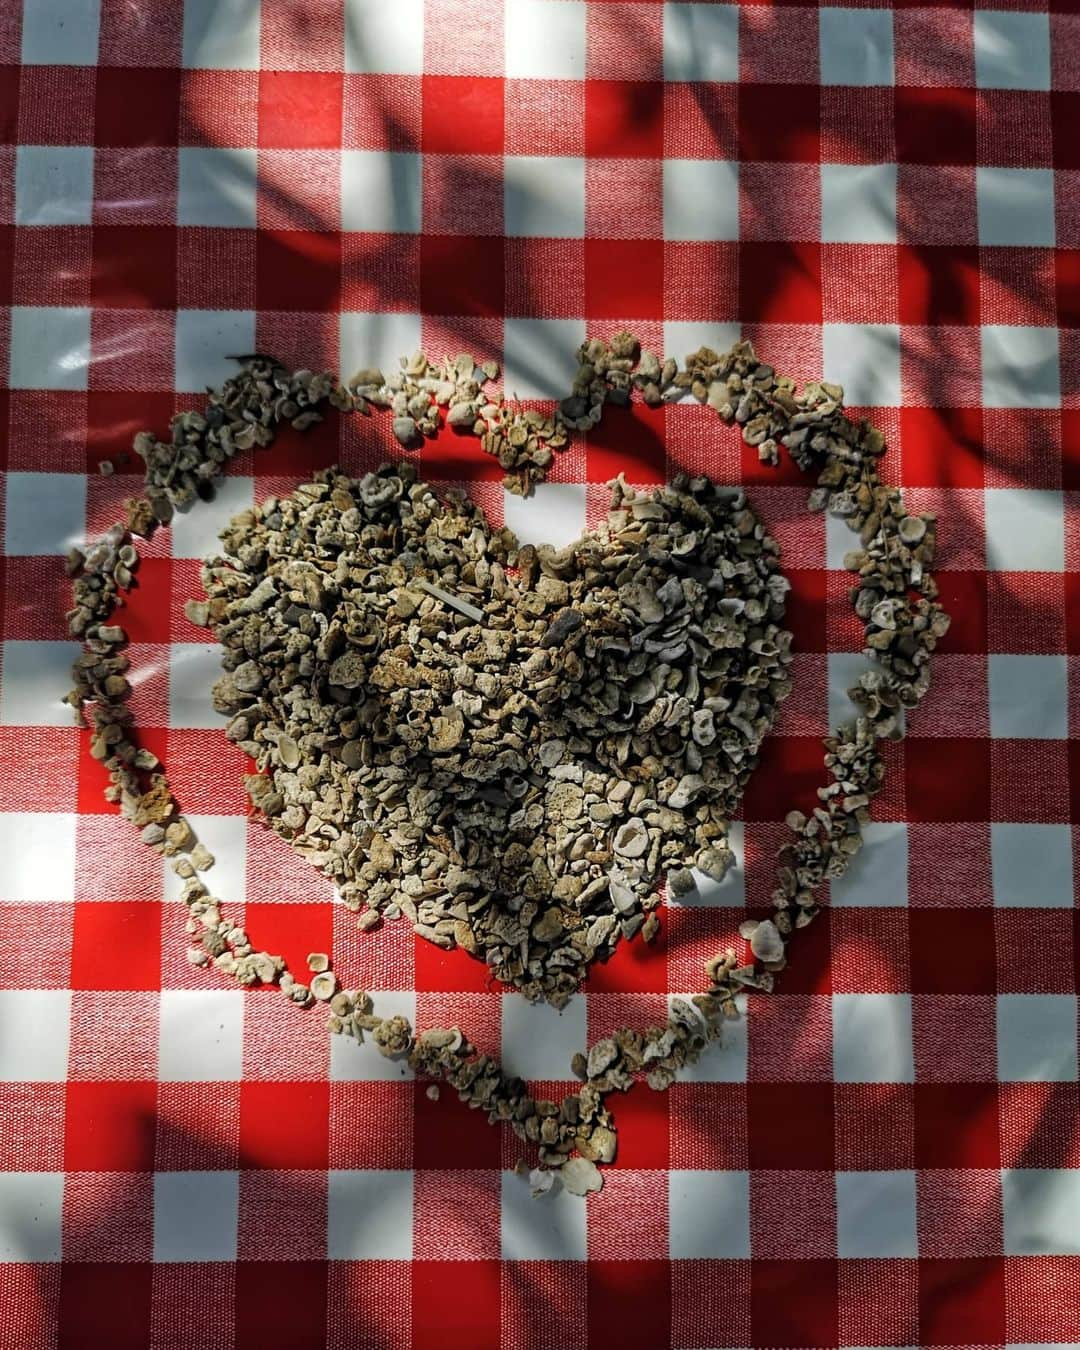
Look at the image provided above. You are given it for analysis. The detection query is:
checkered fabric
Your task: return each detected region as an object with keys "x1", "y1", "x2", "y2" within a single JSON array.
[{"x1": 1, "y1": 1, "x2": 1079, "y2": 1347}]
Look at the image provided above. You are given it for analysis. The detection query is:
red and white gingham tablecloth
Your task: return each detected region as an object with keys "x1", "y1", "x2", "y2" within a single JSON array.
[{"x1": 1, "y1": 1, "x2": 1078, "y2": 1346}]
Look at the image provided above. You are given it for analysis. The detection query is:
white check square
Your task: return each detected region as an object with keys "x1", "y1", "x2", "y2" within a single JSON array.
[
  {"x1": 828, "y1": 652, "x2": 879, "y2": 733},
  {"x1": 502, "y1": 993, "x2": 586, "y2": 1083},
  {"x1": 823, "y1": 324, "x2": 901, "y2": 407},
  {"x1": 342, "y1": 151, "x2": 421, "y2": 234},
  {"x1": 22, "y1": 0, "x2": 101, "y2": 65},
  {"x1": 976, "y1": 167, "x2": 1055, "y2": 247},
  {"x1": 833, "y1": 993, "x2": 914, "y2": 1083},
  {"x1": 504, "y1": 157, "x2": 585, "y2": 239},
  {"x1": 501, "y1": 1169, "x2": 587, "y2": 1260},
  {"x1": 0, "y1": 813, "x2": 77, "y2": 903},
  {"x1": 1003, "y1": 1168, "x2": 1080, "y2": 1254},
  {"x1": 339, "y1": 312, "x2": 422, "y2": 389},
  {"x1": 663, "y1": 322, "x2": 742, "y2": 367},
  {"x1": 175, "y1": 311, "x2": 257, "y2": 395},
  {"x1": 503, "y1": 482, "x2": 587, "y2": 553},
  {"x1": 981, "y1": 326, "x2": 1060, "y2": 410},
  {"x1": 503, "y1": 317, "x2": 586, "y2": 399},
  {"x1": 163, "y1": 814, "x2": 248, "y2": 908},
  {"x1": 984, "y1": 488, "x2": 1063, "y2": 572},
  {"x1": 988, "y1": 654, "x2": 1067, "y2": 740},
  {"x1": 836, "y1": 1170, "x2": 918, "y2": 1258},
  {"x1": 669, "y1": 1171, "x2": 749, "y2": 1258},
  {"x1": 15, "y1": 146, "x2": 94, "y2": 226},
  {"x1": 663, "y1": 160, "x2": 739, "y2": 242},
  {"x1": 0, "y1": 643, "x2": 82, "y2": 727},
  {"x1": 505, "y1": 0, "x2": 586, "y2": 80},
  {"x1": 831, "y1": 823, "x2": 909, "y2": 908},
  {"x1": 328, "y1": 1170, "x2": 413, "y2": 1258},
  {"x1": 9, "y1": 307, "x2": 91, "y2": 392},
  {"x1": 154, "y1": 1172, "x2": 239, "y2": 1262},
  {"x1": 820, "y1": 7, "x2": 895, "y2": 86},
  {"x1": 821, "y1": 164, "x2": 897, "y2": 245},
  {"x1": 3, "y1": 473, "x2": 86, "y2": 557},
  {"x1": 169, "y1": 474, "x2": 254, "y2": 561},
  {"x1": 974, "y1": 10, "x2": 1050, "y2": 91},
  {"x1": 672, "y1": 992, "x2": 747, "y2": 1082},
  {"x1": 826, "y1": 511, "x2": 855, "y2": 571},
  {"x1": 997, "y1": 995, "x2": 1078, "y2": 1083},
  {"x1": 663, "y1": 4, "x2": 739, "y2": 83},
  {"x1": 330, "y1": 991, "x2": 416, "y2": 1081},
  {"x1": 669, "y1": 821, "x2": 746, "y2": 908},
  {"x1": 158, "y1": 990, "x2": 245, "y2": 1082},
  {"x1": 182, "y1": 0, "x2": 260, "y2": 70},
  {"x1": 346, "y1": 0, "x2": 425, "y2": 75},
  {"x1": 168, "y1": 644, "x2": 230, "y2": 730},
  {"x1": 178, "y1": 149, "x2": 258, "y2": 228},
  {"x1": 0, "y1": 990, "x2": 71, "y2": 1082},
  {"x1": 0, "y1": 1173, "x2": 64, "y2": 1261},
  {"x1": 991, "y1": 824, "x2": 1073, "y2": 909}
]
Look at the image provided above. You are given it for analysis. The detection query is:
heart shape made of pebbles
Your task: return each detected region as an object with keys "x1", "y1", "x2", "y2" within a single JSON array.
[{"x1": 190, "y1": 461, "x2": 794, "y2": 1005}]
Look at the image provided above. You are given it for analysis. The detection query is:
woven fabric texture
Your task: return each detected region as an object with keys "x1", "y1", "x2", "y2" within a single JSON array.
[{"x1": 1, "y1": 1, "x2": 1078, "y2": 1347}]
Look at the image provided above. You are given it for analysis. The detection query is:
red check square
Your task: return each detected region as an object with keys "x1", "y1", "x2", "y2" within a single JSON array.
[
  {"x1": 899, "y1": 405, "x2": 984, "y2": 489},
  {"x1": 1052, "y1": 93, "x2": 1080, "y2": 170},
  {"x1": 13, "y1": 225, "x2": 92, "y2": 307},
  {"x1": 586, "y1": 401, "x2": 666, "y2": 485},
  {"x1": 235, "y1": 1263, "x2": 327, "y2": 1350},
  {"x1": 914, "y1": 1082, "x2": 1001, "y2": 1168},
  {"x1": 422, "y1": 76, "x2": 504, "y2": 154},
  {"x1": 897, "y1": 245, "x2": 981, "y2": 326},
  {"x1": 588, "y1": 1261, "x2": 671, "y2": 1350},
  {"x1": 834, "y1": 1084, "x2": 915, "y2": 1171},
  {"x1": 748, "y1": 1083, "x2": 835, "y2": 1170},
  {"x1": 905, "y1": 737, "x2": 991, "y2": 822},
  {"x1": 918, "y1": 1258, "x2": 1005, "y2": 1348},
  {"x1": 239, "y1": 1082, "x2": 330, "y2": 1170},
  {"x1": 256, "y1": 230, "x2": 342, "y2": 312},
  {"x1": 413, "y1": 1260, "x2": 501, "y2": 1350},
  {"x1": 738, "y1": 83, "x2": 820, "y2": 163},
  {"x1": 909, "y1": 910, "x2": 996, "y2": 995},
  {"x1": 751, "y1": 1259, "x2": 838, "y2": 1349},
  {"x1": 585, "y1": 80, "x2": 663, "y2": 158},
  {"x1": 413, "y1": 1079, "x2": 501, "y2": 1170},
  {"x1": 258, "y1": 71, "x2": 343, "y2": 149},
  {"x1": 606, "y1": 1082, "x2": 670, "y2": 1170},
  {"x1": 58, "y1": 1264, "x2": 153, "y2": 1350},
  {"x1": 86, "y1": 391, "x2": 177, "y2": 473},
  {"x1": 742, "y1": 735, "x2": 825, "y2": 822},
  {"x1": 242, "y1": 903, "x2": 334, "y2": 989},
  {"x1": 895, "y1": 88, "x2": 977, "y2": 166},
  {"x1": 91, "y1": 226, "x2": 177, "y2": 309},
  {"x1": 64, "y1": 1080, "x2": 158, "y2": 1171},
  {"x1": 70, "y1": 902, "x2": 163, "y2": 991},
  {"x1": 782, "y1": 568, "x2": 828, "y2": 651},
  {"x1": 739, "y1": 242, "x2": 822, "y2": 325},
  {"x1": 584, "y1": 237, "x2": 664, "y2": 320},
  {"x1": 95, "y1": 68, "x2": 180, "y2": 147},
  {"x1": 421, "y1": 235, "x2": 505, "y2": 317}
]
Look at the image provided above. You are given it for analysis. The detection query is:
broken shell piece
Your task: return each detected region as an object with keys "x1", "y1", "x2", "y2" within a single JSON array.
[
  {"x1": 529, "y1": 1167, "x2": 556, "y2": 1198},
  {"x1": 307, "y1": 952, "x2": 330, "y2": 973},
  {"x1": 749, "y1": 919, "x2": 784, "y2": 963},
  {"x1": 667, "y1": 867, "x2": 697, "y2": 898},
  {"x1": 898, "y1": 515, "x2": 926, "y2": 543},
  {"x1": 613, "y1": 817, "x2": 649, "y2": 859},
  {"x1": 696, "y1": 846, "x2": 734, "y2": 883},
  {"x1": 559, "y1": 1156, "x2": 603, "y2": 1197},
  {"x1": 310, "y1": 972, "x2": 338, "y2": 1001}
]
